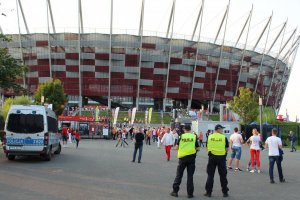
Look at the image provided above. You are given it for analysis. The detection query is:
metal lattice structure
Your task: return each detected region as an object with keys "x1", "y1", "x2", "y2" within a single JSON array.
[{"x1": 0, "y1": 0, "x2": 299, "y2": 112}]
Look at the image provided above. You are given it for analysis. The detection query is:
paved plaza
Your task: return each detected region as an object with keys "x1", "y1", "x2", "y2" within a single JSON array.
[{"x1": 0, "y1": 140, "x2": 299, "y2": 200}]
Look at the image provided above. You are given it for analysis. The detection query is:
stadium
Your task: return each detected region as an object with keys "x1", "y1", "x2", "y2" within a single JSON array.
[{"x1": 0, "y1": 0, "x2": 299, "y2": 112}]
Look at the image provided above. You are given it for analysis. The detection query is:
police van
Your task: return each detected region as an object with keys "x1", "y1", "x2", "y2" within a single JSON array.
[{"x1": 2, "y1": 105, "x2": 61, "y2": 161}]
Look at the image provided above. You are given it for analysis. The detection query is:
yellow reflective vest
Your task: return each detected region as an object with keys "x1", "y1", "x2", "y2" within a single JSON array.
[
  {"x1": 177, "y1": 133, "x2": 197, "y2": 158},
  {"x1": 207, "y1": 133, "x2": 226, "y2": 156}
]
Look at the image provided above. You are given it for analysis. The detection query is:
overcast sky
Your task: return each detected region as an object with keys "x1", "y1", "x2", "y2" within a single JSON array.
[{"x1": 0, "y1": 0, "x2": 299, "y2": 121}]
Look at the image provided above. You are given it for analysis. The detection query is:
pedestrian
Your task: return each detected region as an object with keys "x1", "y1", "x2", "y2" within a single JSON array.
[
  {"x1": 204, "y1": 124, "x2": 229, "y2": 198},
  {"x1": 173, "y1": 129, "x2": 179, "y2": 147},
  {"x1": 61, "y1": 126, "x2": 68, "y2": 147},
  {"x1": 265, "y1": 128, "x2": 285, "y2": 184},
  {"x1": 198, "y1": 131, "x2": 205, "y2": 147},
  {"x1": 289, "y1": 131, "x2": 297, "y2": 152},
  {"x1": 68, "y1": 127, "x2": 73, "y2": 143},
  {"x1": 132, "y1": 128, "x2": 145, "y2": 163},
  {"x1": 161, "y1": 128, "x2": 174, "y2": 161},
  {"x1": 170, "y1": 124, "x2": 200, "y2": 198},
  {"x1": 112, "y1": 127, "x2": 117, "y2": 140},
  {"x1": 205, "y1": 130, "x2": 211, "y2": 147},
  {"x1": 75, "y1": 129, "x2": 81, "y2": 148},
  {"x1": 227, "y1": 127, "x2": 244, "y2": 171},
  {"x1": 157, "y1": 128, "x2": 161, "y2": 149},
  {"x1": 122, "y1": 129, "x2": 129, "y2": 146},
  {"x1": 146, "y1": 128, "x2": 151, "y2": 145},
  {"x1": 115, "y1": 129, "x2": 124, "y2": 147},
  {"x1": 247, "y1": 128, "x2": 261, "y2": 173},
  {"x1": 152, "y1": 127, "x2": 157, "y2": 142}
]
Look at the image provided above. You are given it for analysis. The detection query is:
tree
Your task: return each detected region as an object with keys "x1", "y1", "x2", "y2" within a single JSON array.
[
  {"x1": 228, "y1": 87, "x2": 259, "y2": 124},
  {"x1": 0, "y1": 34, "x2": 26, "y2": 92},
  {"x1": 34, "y1": 79, "x2": 67, "y2": 116},
  {"x1": 0, "y1": 96, "x2": 32, "y2": 120}
]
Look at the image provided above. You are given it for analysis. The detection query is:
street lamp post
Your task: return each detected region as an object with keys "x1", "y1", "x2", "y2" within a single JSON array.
[{"x1": 259, "y1": 96, "x2": 263, "y2": 136}]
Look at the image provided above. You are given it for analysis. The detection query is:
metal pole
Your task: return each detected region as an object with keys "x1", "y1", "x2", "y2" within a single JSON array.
[
  {"x1": 16, "y1": 0, "x2": 25, "y2": 89},
  {"x1": 164, "y1": 0, "x2": 176, "y2": 112},
  {"x1": 259, "y1": 97, "x2": 263, "y2": 135},
  {"x1": 78, "y1": 0, "x2": 82, "y2": 115},
  {"x1": 136, "y1": 0, "x2": 145, "y2": 110},
  {"x1": 46, "y1": 0, "x2": 53, "y2": 79},
  {"x1": 108, "y1": 0, "x2": 113, "y2": 109}
]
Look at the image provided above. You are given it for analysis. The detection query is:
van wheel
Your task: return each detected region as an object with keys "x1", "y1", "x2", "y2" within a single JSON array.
[
  {"x1": 54, "y1": 143, "x2": 61, "y2": 155},
  {"x1": 7, "y1": 155, "x2": 15, "y2": 161},
  {"x1": 44, "y1": 147, "x2": 52, "y2": 161}
]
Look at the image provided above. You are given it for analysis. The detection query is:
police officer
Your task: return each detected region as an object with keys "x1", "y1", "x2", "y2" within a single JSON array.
[
  {"x1": 170, "y1": 124, "x2": 200, "y2": 198},
  {"x1": 204, "y1": 124, "x2": 229, "y2": 197}
]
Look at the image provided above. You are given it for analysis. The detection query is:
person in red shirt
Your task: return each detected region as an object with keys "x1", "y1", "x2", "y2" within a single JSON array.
[
  {"x1": 75, "y1": 129, "x2": 81, "y2": 148},
  {"x1": 198, "y1": 131, "x2": 204, "y2": 147},
  {"x1": 62, "y1": 126, "x2": 68, "y2": 147}
]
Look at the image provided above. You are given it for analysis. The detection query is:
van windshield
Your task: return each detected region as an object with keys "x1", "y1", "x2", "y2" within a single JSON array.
[{"x1": 7, "y1": 113, "x2": 44, "y2": 133}]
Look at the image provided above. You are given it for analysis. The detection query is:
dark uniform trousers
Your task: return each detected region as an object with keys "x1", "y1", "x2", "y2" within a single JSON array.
[
  {"x1": 173, "y1": 155, "x2": 196, "y2": 195},
  {"x1": 205, "y1": 154, "x2": 229, "y2": 194}
]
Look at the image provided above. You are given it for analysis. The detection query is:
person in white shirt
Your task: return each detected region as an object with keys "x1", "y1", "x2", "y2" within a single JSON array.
[
  {"x1": 265, "y1": 128, "x2": 285, "y2": 184},
  {"x1": 227, "y1": 127, "x2": 244, "y2": 171},
  {"x1": 247, "y1": 128, "x2": 261, "y2": 173},
  {"x1": 161, "y1": 128, "x2": 174, "y2": 161}
]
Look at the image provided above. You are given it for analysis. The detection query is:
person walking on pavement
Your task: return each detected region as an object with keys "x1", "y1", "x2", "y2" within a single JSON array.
[
  {"x1": 204, "y1": 124, "x2": 229, "y2": 198},
  {"x1": 115, "y1": 129, "x2": 124, "y2": 147},
  {"x1": 170, "y1": 124, "x2": 200, "y2": 198},
  {"x1": 75, "y1": 129, "x2": 81, "y2": 148},
  {"x1": 289, "y1": 131, "x2": 297, "y2": 152},
  {"x1": 122, "y1": 129, "x2": 129, "y2": 146},
  {"x1": 265, "y1": 128, "x2": 285, "y2": 184},
  {"x1": 132, "y1": 128, "x2": 145, "y2": 163},
  {"x1": 161, "y1": 128, "x2": 174, "y2": 161},
  {"x1": 198, "y1": 131, "x2": 205, "y2": 147},
  {"x1": 227, "y1": 127, "x2": 244, "y2": 171},
  {"x1": 247, "y1": 128, "x2": 261, "y2": 173}
]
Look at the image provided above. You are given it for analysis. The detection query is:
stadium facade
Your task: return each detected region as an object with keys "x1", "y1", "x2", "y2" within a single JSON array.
[{"x1": 0, "y1": 0, "x2": 299, "y2": 112}]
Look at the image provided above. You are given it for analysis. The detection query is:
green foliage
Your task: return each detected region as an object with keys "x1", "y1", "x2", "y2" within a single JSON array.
[
  {"x1": 0, "y1": 96, "x2": 32, "y2": 120},
  {"x1": 0, "y1": 34, "x2": 26, "y2": 92},
  {"x1": 34, "y1": 79, "x2": 67, "y2": 116},
  {"x1": 256, "y1": 107, "x2": 277, "y2": 124},
  {"x1": 228, "y1": 87, "x2": 259, "y2": 124}
]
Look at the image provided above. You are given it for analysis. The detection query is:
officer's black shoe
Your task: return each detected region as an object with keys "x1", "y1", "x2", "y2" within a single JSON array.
[
  {"x1": 270, "y1": 180, "x2": 275, "y2": 184},
  {"x1": 280, "y1": 178, "x2": 286, "y2": 183},
  {"x1": 170, "y1": 192, "x2": 178, "y2": 197},
  {"x1": 204, "y1": 193, "x2": 211, "y2": 197},
  {"x1": 187, "y1": 194, "x2": 194, "y2": 198},
  {"x1": 223, "y1": 193, "x2": 229, "y2": 197}
]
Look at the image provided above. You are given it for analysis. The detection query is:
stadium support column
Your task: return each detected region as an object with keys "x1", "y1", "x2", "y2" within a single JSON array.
[
  {"x1": 163, "y1": 0, "x2": 176, "y2": 112},
  {"x1": 235, "y1": 6, "x2": 253, "y2": 96},
  {"x1": 16, "y1": 0, "x2": 25, "y2": 89},
  {"x1": 78, "y1": 0, "x2": 83, "y2": 115},
  {"x1": 275, "y1": 37, "x2": 300, "y2": 111},
  {"x1": 254, "y1": 13, "x2": 273, "y2": 93},
  {"x1": 108, "y1": 0, "x2": 113, "y2": 109},
  {"x1": 17, "y1": 0, "x2": 29, "y2": 34},
  {"x1": 188, "y1": 0, "x2": 205, "y2": 110},
  {"x1": 277, "y1": 42, "x2": 299, "y2": 112},
  {"x1": 46, "y1": 0, "x2": 52, "y2": 79},
  {"x1": 191, "y1": 0, "x2": 204, "y2": 41},
  {"x1": 211, "y1": 0, "x2": 230, "y2": 113},
  {"x1": 47, "y1": 0, "x2": 56, "y2": 33},
  {"x1": 136, "y1": 0, "x2": 145, "y2": 111},
  {"x1": 266, "y1": 22, "x2": 289, "y2": 106}
]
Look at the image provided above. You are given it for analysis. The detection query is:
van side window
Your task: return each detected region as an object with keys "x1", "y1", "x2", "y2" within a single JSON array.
[
  {"x1": 47, "y1": 116, "x2": 58, "y2": 133},
  {"x1": 7, "y1": 114, "x2": 44, "y2": 133}
]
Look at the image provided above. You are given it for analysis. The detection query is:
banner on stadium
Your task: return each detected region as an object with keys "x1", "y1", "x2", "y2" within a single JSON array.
[
  {"x1": 131, "y1": 107, "x2": 137, "y2": 125},
  {"x1": 113, "y1": 107, "x2": 120, "y2": 125},
  {"x1": 148, "y1": 108, "x2": 153, "y2": 124}
]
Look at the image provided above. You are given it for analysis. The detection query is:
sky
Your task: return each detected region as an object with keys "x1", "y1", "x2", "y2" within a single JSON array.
[{"x1": 0, "y1": 0, "x2": 299, "y2": 121}]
